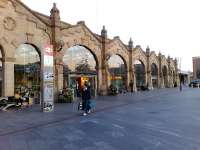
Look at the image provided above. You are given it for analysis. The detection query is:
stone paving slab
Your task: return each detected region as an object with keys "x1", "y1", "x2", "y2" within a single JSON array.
[
  {"x1": 0, "y1": 88, "x2": 179, "y2": 136},
  {"x1": 1, "y1": 87, "x2": 199, "y2": 150}
]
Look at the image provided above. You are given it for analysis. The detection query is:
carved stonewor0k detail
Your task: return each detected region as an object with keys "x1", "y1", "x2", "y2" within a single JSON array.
[{"x1": 3, "y1": 17, "x2": 16, "y2": 31}]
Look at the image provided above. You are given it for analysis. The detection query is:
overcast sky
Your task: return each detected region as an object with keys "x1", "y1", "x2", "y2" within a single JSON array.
[{"x1": 21, "y1": 0, "x2": 200, "y2": 72}]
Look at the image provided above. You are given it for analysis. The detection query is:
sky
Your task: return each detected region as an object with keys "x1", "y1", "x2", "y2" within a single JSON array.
[{"x1": 21, "y1": 0, "x2": 200, "y2": 72}]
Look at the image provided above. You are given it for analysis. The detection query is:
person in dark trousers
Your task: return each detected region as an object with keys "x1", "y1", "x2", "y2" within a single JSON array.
[
  {"x1": 81, "y1": 83, "x2": 91, "y2": 116},
  {"x1": 129, "y1": 80, "x2": 134, "y2": 93},
  {"x1": 179, "y1": 82, "x2": 182, "y2": 91}
]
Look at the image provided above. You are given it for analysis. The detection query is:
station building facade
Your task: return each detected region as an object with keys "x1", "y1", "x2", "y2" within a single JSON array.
[{"x1": 0, "y1": 0, "x2": 179, "y2": 100}]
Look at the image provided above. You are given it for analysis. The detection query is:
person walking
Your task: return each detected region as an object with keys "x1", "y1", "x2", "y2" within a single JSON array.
[
  {"x1": 81, "y1": 83, "x2": 91, "y2": 116},
  {"x1": 179, "y1": 82, "x2": 182, "y2": 91},
  {"x1": 129, "y1": 80, "x2": 134, "y2": 93}
]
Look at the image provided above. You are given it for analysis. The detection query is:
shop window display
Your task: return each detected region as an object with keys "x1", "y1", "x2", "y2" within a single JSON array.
[
  {"x1": 14, "y1": 44, "x2": 40, "y2": 103},
  {"x1": 108, "y1": 55, "x2": 127, "y2": 93},
  {"x1": 134, "y1": 60, "x2": 146, "y2": 90},
  {"x1": 63, "y1": 45, "x2": 97, "y2": 98},
  {"x1": 151, "y1": 63, "x2": 158, "y2": 88}
]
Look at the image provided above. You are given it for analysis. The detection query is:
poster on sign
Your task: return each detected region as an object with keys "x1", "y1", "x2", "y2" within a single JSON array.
[{"x1": 41, "y1": 44, "x2": 54, "y2": 112}]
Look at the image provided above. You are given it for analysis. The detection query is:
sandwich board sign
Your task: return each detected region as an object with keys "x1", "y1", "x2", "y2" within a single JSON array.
[{"x1": 41, "y1": 44, "x2": 54, "y2": 112}]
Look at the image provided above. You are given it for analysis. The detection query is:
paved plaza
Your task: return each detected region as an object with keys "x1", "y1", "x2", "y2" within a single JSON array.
[{"x1": 0, "y1": 88, "x2": 200, "y2": 150}]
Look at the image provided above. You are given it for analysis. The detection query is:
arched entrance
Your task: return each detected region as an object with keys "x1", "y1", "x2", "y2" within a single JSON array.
[
  {"x1": 107, "y1": 55, "x2": 127, "y2": 93},
  {"x1": 134, "y1": 60, "x2": 146, "y2": 91},
  {"x1": 162, "y1": 66, "x2": 168, "y2": 88},
  {"x1": 63, "y1": 45, "x2": 98, "y2": 98},
  {"x1": 172, "y1": 70, "x2": 176, "y2": 87},
  {"x1": 151, "y1": 63, "x2": 158, "y2": 88},
  {"x1": 14, "y1": 44, "x2": 41, "y2": 102},
  {"x1": 0, "y1": 46, "x2": 3, "y2": 97}
]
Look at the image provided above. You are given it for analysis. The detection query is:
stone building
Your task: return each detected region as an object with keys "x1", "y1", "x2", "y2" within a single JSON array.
[
  {"x1": 192, "y1": 57, "x2": 200, "y2": 79},
  {"x1": 0, "y1": 0, "x2": 178, "y2": 99}
]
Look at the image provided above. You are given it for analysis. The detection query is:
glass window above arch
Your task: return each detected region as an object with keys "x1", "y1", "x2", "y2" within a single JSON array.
[
  {"x1": 14, "y1": 44, "x2": 40, "y2": 102},
  {"x1": 63, "y1": 45, "x2": 98, "y2": 98},
  {"x1": 15, "y1": 44, "x2": 40, "y2": 65},
  {"x1": 63, "y1": 45, "x2": 97, "y2": 74},
  {"x1": 108, "y1": 55, "x2": 127, "y2": 92},
  {"x1": 151, "y1": 63, "x2": 158, "y2": 76},
  {"x1": 134, "y1": 60, "x2": 146, "y2": 89}
]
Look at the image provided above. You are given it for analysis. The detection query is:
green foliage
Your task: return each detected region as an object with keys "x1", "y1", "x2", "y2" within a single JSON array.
[
  {"x1": 59, "y1": 88, "x2": 74, "y2": 103},
  {"x1": 109, "y1": 84, "x2": 118, "y2": 96}
]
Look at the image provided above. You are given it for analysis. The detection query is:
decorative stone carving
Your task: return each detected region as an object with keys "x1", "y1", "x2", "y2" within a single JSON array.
[{"x1": 3, "y1": 17, "x2": 16, "y2": 31}]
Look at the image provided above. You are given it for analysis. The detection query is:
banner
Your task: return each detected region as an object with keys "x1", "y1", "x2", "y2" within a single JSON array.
[{"x1": 42, "y1": 44, "x2": 54, "y2": 112}]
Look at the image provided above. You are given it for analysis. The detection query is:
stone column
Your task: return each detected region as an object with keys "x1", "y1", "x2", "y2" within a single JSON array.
[
  {"x1": 128, "y1": 38, "x2": 134, "y2": 92},
  {"x1": 99, "y1": 26, "x2": 108, "y2": 95},
  {"x1": 146, "y1": 46, "x2": 152, "y2": 90},
  {"x1": 158, "y1": 52, "x2": 163, "y2": 88},
  {"x1": 174, "y1": 58, "x2": 179, "y2": 86},
  {"x1": 133, "y1": 69, "x2": 137, "y2": 92},
  {"x1": 50, "y1": 3, "x2": 62, "y2": 101},
  {"x1": 4, "y1": 58, "x2": 14, "y2": 96},
  {"x1": 167, "y1": 56, "x2": 172, "y2": 88}
]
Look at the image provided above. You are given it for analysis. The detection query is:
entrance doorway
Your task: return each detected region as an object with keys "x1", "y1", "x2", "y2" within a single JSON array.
[{"x1": 67, "y1": 74, "x2": 97, "y2": 98}]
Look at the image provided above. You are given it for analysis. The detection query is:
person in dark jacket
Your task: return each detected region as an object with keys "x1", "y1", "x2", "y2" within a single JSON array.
[{"x1": 81, "y1": 83, "x2": 91, "y2": 116}]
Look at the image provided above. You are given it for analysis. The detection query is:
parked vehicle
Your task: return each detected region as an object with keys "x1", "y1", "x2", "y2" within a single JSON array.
[
  {"x1": 189, "y1": 79, "x2": 200, "y2": 88},
  {"x1": 0, "y1": 97, "x2": 8, "y2": 108}
]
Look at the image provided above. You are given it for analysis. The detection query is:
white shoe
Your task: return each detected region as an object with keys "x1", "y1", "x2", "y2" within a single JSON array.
[
  {"x1": 88, "y1": 110, "x2": 91, "y2": 114},
  {"x1": 83, "y1": 113, "x2": 87, "y2": 116}
]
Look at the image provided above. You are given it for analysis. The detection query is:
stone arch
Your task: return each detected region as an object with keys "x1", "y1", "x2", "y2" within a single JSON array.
[
  {"x1": 14, "y1": 43, "x2": 41, "y2": 101},
  {"x1": 132, "y1": 46, "x2": 147, "y2": 90},
  {"x1": 107, "y1": 54, "x2": 128, "y2": 93},
  {"x1": 106, "y1": 39, "x2": 130, "y2": 91},
  {"x1": 132, "y1": 46, "x2": 147, "y2": 71},
  {"x1": 162, "y1": 65, "x2": 168, "y2": 88},
  {"x1": 149, "y1": 52, "x2": 159, "y2": 71},
  {"x1": 133, "y1": 59, "x2": 146, "y2": 90},
  {"x1": 106, "y1": 39, "x2": 129, "y2": 67},
  {"x1": 149, "y1": 52, "x2": 159, "y2": 88},
  {"x1": 62, "y1": 44, "x2": 99, "y2": 71},
  {"x1": 61, "y1": 25, "x2": 101, "y2": 69},
  {"x1": 170, "y1": 59, "x2": 176, "y2": 87},
  {"x1": 151, "y1": 63, "x2": 159, "y2": 88},
  {"x1": 160, "y1": 56, "x2": 169, "y2": 88},
  {"x1": 62, "y1": 44, "x2": 99, "y2": 97}
]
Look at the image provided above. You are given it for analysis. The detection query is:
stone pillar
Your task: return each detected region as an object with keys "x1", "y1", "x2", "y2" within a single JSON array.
[
  {"x1": 50, "y1": 3, "x2": 62, "y2": 101},
  {"x1": 146, "y1": 46, "x2": 152, "y2": 90},
  {"x1": 99, "y1": 26, "x2": 108, "y2": 95},
  {"x1": 174, "y1": 58, "x2": 179, "y2": 86},
  {"x1": 4, "y1": 58, "x2": 14, "y2": 96},
  {"x1": 128, "y1": 38, "x2": 134, "y2": 92},
  {"x1": 167, "y1": 56, "x2": 171, "y2": 87},
  {"x1": 55, "y1": 62, "x2": 63, "y2": 91},
  {"x1": 133, "y1": 70, "x2": 137, "y2": 92},
  {"x1": 158, "y1": 52, "x2": 163, "y2": 88}
]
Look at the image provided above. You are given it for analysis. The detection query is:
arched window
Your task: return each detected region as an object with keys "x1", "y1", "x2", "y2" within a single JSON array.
[
  {"x1": 108, "y1": 55, "x2": 127, "y2": 92},
  {"x1": 151, "y1": 63, "x2": 158, "y2": 88},
  {"x1": 134, "y1": 60, "x2": 145, "y2": 90},
  {"x1": 162, "y1": 66, "x2": 168, "y2": 87},
  {"x1": 14, "y1": 44, "x2": 40, "y2": 99},
  {"x1": 63, "y1": 45, "x2": 97, "y2": 97}
]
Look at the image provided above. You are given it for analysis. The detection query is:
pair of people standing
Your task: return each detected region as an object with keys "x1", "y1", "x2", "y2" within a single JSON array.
[{"x1": 81, "y1": 83, "x2": 92, "y2": 116}]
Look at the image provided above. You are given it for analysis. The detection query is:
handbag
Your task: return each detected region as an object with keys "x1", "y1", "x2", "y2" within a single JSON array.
[{"x1": 78, "y1": 102, "x2": 83, "y2": 111}]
